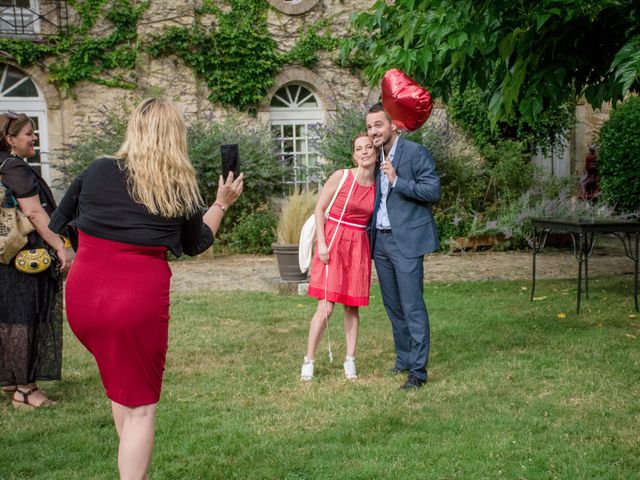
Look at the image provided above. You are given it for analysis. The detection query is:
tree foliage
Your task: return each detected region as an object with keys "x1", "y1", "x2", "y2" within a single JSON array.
[{"x1": 342, "y1": 0, "x2": 640, "y2": 127}]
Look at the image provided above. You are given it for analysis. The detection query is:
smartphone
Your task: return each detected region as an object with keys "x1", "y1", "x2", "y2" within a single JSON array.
[{"x1": 220, "y1": 144, "x2": 240, "y2": 180}]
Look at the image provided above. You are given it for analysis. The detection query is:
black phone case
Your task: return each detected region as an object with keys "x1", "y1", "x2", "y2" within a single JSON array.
[{"x1": 221, "y1": 144, "x2": 240, "y2": 179}]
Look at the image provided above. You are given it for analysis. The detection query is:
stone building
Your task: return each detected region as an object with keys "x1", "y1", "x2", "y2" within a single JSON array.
[
  {"x1": 0, "y1": 0, "x2": 378, "y2": 195},
  {"x1": 0, "y1": 0, "x2": 606, "y2": 196}
]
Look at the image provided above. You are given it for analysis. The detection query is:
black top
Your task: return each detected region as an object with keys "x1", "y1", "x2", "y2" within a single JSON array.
[
  {"x1": 0, "y1": 150, "x2": 57, "y2": 250},
  {"x1": 49, "y1": 157, "x2": 213, "y2": 257}
]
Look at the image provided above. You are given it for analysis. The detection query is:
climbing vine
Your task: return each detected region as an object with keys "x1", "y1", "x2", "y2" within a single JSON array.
[
  {"x1": 147, "y1": 0, "x2": 338, "y2": 112},
  {"x1": 147, "y1": 0, "x2": 280, "y2": 112},
  {"x1": 0, "y1": 0, "x2": 148, "y2": 92},
  {"x1": 0, "y1": 0, "x2": 338, "y2": 111},
  {"x1": 282, "y1": 20, "x2": 338, "y2": 68}
]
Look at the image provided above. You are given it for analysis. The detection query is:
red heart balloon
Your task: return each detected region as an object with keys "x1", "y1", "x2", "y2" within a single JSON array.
[{"x1": 381, "y1": 69, "x2": 433, "y2": 131}]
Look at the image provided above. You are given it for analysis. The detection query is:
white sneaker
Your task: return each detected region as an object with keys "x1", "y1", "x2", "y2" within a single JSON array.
[
  {"x1": 343, "y1": 357, "x2": 357, "y2": 380},
  {"x1": 300, "y1": 357, "x2": 314, "y2": 381}
]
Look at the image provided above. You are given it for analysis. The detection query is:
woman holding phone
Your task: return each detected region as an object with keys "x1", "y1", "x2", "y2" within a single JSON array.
[
  {"x1": 300, "y1": 133, "x2": 377, "y2": 382},
  {"x1": 50, "y1": 98, "x2": 243, "y2": 480}
]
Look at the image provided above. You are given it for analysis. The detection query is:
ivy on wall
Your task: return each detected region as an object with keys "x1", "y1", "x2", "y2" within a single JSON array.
[
  {"x1": 0, "y1": 0, "x2": 148, "y2": 92},
  {"x1": 147, "y1": 0, "x2": 281, "y2": 112},
  {"x1": 0, "y1": 0, "x2": 338, "y2": 111},
  {"x1": 147, "y1": 0, "x2": 337, "y2": 112}
]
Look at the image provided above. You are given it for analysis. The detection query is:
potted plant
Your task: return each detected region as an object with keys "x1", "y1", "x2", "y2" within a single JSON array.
[{"x1": 272, "y1": 190, "x2": 317, "y2": 281}]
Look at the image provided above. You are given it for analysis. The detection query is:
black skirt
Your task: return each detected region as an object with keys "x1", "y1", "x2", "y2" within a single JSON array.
[{"x1": 0, "y1": 262, "x2": 62, "y2": 386}]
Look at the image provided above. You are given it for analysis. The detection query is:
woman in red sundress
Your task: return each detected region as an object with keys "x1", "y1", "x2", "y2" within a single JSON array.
[{"x1": 301, "y1": 133, "x2": 377, "y2": 381}]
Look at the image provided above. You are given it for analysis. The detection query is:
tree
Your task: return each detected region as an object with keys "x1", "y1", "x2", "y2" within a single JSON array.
[{"x1": 342, "y1": 0, "x2": 640, "y2": 127}]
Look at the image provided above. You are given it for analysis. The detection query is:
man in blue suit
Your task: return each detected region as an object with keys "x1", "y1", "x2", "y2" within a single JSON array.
[{"x1": 366, "y1": 103, "x2": 441, "y2": 389}]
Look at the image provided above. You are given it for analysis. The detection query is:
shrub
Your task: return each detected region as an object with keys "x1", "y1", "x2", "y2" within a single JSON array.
[
  {"x1": 447, "y1": 82, "x2": 498, "y2": 150},
  {"x1": 598, "y1": 96, "x2": 640, "y2": 212},
  {"x1": 314, "y1": 104, "x2": 368, "y2": 178},
  {"x1": 484, "y1": 140, "x2": 534, "y2": 202},
  {"x1": 187, "y1": 116, "x2": 286, "y2": 243},
  {"x1": 421, "y1": 117, "x2": 488, "y2": 213},
  {"x1": 54, "y1": 104, "x2": 129, "y2": 188},
  {"x1": 227, "y1": 210, "x2": 277, "y2": 254},
  {"x1": 495, "y1": 177, "x2": 633, "y2": 247}
]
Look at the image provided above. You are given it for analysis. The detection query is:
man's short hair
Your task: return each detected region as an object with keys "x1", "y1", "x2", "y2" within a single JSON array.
[{"x1": 367, "y1": 102, "x2": 392, "y2": 122}]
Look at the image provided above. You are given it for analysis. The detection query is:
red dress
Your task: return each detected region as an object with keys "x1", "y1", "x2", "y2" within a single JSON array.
[
  {"x1": 307, "y1": 170, "x2": 375, "y2": 306},
  {"x1": 65, "y1": 231, "x2": 171, "y2": 407}
]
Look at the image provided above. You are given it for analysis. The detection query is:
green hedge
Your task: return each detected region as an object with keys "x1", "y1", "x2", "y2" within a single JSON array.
[{"x1": 598, "y1": 96, "x2": 640, "y2": 212}]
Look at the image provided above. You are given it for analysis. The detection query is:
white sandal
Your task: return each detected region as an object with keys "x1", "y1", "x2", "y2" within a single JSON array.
[{"x1": 343, "y1": 357, "x2": 357, "y2": 380}]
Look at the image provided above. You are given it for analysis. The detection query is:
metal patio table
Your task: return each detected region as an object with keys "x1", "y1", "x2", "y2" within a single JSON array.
[{"x1": 530, "y1": 218, "x2": 640, "y2": 314}]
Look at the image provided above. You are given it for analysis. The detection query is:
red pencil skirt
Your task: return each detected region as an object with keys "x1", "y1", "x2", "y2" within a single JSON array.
[{"x1": 65, "y1": 230, "x2": 172, "y2": 407}]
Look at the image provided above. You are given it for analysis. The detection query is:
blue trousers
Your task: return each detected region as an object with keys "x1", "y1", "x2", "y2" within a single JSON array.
[{"x1": 373, "y1": 231, "x2": 430, "y2": 381}]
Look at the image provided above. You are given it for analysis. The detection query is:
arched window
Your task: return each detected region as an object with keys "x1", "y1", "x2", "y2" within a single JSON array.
[
  {"x1": 0, "y1": 63, "x2": 49, "y2": 181},
  {"x1": 270, "y1": 83, "x2": 323, "y2": 189}
]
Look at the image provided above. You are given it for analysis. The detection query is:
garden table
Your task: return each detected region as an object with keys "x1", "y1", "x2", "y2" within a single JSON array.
[{"x1": 530, "y1": 218, "x2": 640, "y2": 314}]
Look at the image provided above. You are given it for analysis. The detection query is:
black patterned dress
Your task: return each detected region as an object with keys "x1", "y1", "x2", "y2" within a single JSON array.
[{"x1": 0, "y1": 151, "x2": 63, "y2": 387}]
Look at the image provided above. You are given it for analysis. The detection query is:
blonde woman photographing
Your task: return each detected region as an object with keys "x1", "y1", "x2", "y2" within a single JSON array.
[{"x1": 50, "y1": 98, "x2": 243, "y2": 480}]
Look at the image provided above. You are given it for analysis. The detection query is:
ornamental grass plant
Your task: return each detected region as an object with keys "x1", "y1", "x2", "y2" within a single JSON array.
[{"x1": 274, "y1": 189, "x2": 317, "y2": 244}]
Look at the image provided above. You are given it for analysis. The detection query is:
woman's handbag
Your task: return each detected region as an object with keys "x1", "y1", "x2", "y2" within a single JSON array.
[
  {"x1": 0, "y1": 159, "x2": 36, "y2": 264},
  {"x1": 298, "y1": 169, "x2": 349, "y2": 273},
  {"x1": 14, "y1": 248, "x2": 52, "y2": 274}
]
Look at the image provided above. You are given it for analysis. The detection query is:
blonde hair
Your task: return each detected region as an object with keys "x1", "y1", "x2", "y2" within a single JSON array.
[{"x1": 115, "y1": 98, "x2": 203, "y2": 218}]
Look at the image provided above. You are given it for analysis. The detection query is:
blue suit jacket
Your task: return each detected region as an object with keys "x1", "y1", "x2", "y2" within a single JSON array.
[{"x1": 370, "y1": 136, "x2": 441, "y2": 258}]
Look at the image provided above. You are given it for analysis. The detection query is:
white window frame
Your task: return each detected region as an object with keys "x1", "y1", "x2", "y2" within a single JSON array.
[
  {"x1": 0, "y1": 0, "x2": 41, "y2": 36},
  {"x1": 270, "y1": 83, "x2": 323, "y2": 190}
]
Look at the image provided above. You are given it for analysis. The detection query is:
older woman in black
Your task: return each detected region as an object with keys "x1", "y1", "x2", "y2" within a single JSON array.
[{"x1": 0, "y1": 112, "x2": 70, "y2": 408}]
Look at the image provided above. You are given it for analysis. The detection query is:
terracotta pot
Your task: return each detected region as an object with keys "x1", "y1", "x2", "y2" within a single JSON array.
[{"x1": 272, "y1": 243, "x2": 307, "y2": 282}]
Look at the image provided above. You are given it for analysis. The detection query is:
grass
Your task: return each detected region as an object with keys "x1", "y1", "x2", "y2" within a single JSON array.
[{"x1": 1, "y1": 277, "x2": 639, "y2": 479}]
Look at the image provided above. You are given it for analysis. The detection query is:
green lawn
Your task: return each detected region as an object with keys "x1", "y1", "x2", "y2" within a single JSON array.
[{"x1": 2, "y1": 277, "x2": 639, "y2": 479}]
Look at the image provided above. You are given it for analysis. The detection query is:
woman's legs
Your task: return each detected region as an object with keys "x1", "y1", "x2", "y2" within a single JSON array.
[
  {"x1": 111, "y1": 401, "x2": 157, "y2": 480},
  {"x1": 343, "y1": 306, "x2": 360, "y2": 359},
  {"x1": 343, "y1": 306, "x2": 360, "y2": 380},
  {"x1": 305, "y1": 299, "x2": 335, "y2": 360},
  {"x1": 301, "y1": 300, "x2": 335, "y2": 380}
]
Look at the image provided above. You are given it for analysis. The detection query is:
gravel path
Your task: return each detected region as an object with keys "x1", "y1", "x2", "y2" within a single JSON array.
[{"x1": 169, "y1": 247, "x2": 634, "y2": 294}]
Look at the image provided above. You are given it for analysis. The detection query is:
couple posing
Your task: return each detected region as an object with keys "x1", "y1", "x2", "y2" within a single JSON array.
[{"x1": 301, "y1": 103, "x2": 441, "y2": 389}]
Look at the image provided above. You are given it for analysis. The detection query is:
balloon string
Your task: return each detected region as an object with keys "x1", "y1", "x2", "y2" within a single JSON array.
[{"x1": 323, "y1": 167, "x2": 360, "y2": 363}]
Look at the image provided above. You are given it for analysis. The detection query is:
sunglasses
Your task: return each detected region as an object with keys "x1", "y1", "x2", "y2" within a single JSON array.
[{"x1": 3, "y1": 110, "x2": 19, "y2": 136}]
